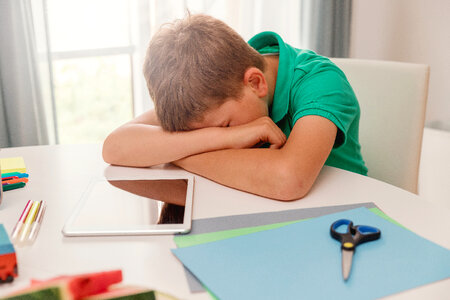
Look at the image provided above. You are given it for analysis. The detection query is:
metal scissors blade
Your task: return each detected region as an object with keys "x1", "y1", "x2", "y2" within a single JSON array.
[{"x1": 342, "y1": 249, "x2": 354, "y2": 280}]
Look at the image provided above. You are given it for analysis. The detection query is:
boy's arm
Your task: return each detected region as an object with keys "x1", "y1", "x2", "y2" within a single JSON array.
[
  {"x1": 173, "y1": 115, "x2": 337, "y2": 201},
  {"x1": 102, "y1": 110, "x2": 286, "y2": 167}
]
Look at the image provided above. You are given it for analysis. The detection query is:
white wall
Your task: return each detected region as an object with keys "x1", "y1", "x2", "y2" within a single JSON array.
[{"x1": 350, "y1": 0, "x2": 450, "y2": 130}]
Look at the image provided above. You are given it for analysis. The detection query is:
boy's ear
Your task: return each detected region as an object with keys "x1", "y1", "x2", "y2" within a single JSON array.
[{"x1": 243, "y1": 67, "x2": 268, "y2": 98}]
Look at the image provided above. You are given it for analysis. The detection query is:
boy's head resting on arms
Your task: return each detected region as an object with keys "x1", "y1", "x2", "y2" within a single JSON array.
[{"x1": 143, "y1": 14, "x2": 273, "y2": 132}]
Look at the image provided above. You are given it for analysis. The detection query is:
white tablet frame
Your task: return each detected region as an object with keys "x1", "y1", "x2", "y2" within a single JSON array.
[{"x1": 62, "y1": 174, "x2": 194, "y2": 237}]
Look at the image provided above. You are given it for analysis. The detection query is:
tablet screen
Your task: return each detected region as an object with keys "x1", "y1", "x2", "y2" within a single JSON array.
[{"x1": 62, "y1": 176, "x2": 194, "y2": 236}]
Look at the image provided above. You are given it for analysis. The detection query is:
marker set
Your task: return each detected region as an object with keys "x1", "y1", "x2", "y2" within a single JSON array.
[
  {"x1": 2, "y1": 172, "x2": 29, "y2": 192},
  {"x1": 10, "y1": 200, "x2": 46, "y2": 245}
]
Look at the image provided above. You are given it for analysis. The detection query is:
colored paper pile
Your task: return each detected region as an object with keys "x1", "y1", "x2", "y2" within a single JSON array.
[{"x1": 172, "y1": 205, "x2": 450, "y2": 300}]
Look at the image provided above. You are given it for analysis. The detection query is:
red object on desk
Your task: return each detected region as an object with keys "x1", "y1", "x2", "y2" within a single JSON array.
[
  {"x1": 0, "y1": 225, "x2": 18, "y2": 283},
  {"x1": 0, "y1": 253, "x2": 18, "y2": 283},
  {"x1": 30, "y1": 270, "x2": 123, "y2": 299}
]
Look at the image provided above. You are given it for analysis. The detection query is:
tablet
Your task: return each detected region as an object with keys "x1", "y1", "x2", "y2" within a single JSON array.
[{"x1": 62, "y1": 175, "x2": 194, "y2": 236}]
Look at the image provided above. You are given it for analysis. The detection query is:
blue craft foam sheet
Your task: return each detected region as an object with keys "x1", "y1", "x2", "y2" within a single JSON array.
[
  {"x1": 180, "y1": 202, "x2": 377, "y2": 292},
  {"x1": 172, "y1": 207, "x2": 450, "y2": 300}
]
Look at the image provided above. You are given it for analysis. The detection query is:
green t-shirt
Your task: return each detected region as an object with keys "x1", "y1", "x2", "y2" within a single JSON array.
[{"x1": 248, "y1": 32, "x2": 368, "y2": 175}]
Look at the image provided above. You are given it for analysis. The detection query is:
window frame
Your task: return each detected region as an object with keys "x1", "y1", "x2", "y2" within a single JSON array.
[{"x1": 35, "y1": 0, "x2": 152, "y2": 144}]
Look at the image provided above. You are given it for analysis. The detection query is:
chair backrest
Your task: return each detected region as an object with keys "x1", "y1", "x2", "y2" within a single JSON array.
[{"x1": 330, "y1": 58, "x2": 429, "y2": 194}]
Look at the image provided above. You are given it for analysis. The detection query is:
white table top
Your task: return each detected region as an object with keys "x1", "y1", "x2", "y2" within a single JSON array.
[{"x1": 0, "y1": 144, "x2": 449, "y2": 299}]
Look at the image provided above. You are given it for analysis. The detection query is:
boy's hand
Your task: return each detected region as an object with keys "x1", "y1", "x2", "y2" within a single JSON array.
[{"x1": 224, "y1": 116, "x2": 286, "y2": 149}]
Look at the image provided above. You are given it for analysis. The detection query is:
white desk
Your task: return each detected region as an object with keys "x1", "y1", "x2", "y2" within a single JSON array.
[{"x1": 0, "y1": 144, "x2": 449, "y2": 299}]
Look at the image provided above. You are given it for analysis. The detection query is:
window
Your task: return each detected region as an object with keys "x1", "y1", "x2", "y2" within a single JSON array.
[
  {"x1": 33, "y1": 0, "x2": 151, "y2": 144},
  {"x1": 52, "y1": 55, "x2": 132, "y2": 143}
]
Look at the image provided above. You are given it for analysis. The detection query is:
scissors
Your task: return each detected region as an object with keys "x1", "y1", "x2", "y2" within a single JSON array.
[{"x1": 330, "y1": 219, "x2": 381, "y2": 281}]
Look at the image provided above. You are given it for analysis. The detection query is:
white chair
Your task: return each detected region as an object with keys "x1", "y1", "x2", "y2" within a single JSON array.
[{"x1": 331, "y1": 58, "x2": 429, "y2": 194}]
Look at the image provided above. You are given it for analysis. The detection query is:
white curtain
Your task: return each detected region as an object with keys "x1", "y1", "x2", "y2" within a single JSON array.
[
  {"x1": 149, "y1": 0, "x2": 303, "y2": 46},
  {"x1": 0, "y1": 0, "x2": 49, "y2": 147}
]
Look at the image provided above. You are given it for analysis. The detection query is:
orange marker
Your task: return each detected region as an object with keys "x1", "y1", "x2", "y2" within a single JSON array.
[{"x1": 2, "y1": 178, "x2": 28, "y2": 185}]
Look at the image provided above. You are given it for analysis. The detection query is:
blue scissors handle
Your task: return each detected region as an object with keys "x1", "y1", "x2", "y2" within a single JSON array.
[{"x1": 330, "y1": 219, "x2": 381, "y2": 251}]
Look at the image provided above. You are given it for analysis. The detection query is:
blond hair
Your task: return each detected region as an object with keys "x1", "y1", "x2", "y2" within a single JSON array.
[{"x1": 143, "y1": 14, "x2": 265, "y2": 131}]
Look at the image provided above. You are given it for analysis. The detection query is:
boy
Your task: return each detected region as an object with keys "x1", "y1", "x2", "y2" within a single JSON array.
[{"x1": 103, "y1": 14, "x2": 367, "y2": 201}]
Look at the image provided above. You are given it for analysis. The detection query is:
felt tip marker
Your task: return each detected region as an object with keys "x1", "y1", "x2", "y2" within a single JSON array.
[
  {"x1": 19, "y1": 201, "x2": 41, "y2": 243},
  {"x1": 11, "y1": 200, "x2": 33, "y2": 241},
  {"x1": 3, "y1": 182, "x2": 26, "y2": 191},
  {"x1": 2, "y1": 176, "x2": 19, "y2": 181},
  {"x1": 28, "y1": 201, "x2": 46, "y2": 243},
  {"x1": 2, "y1": 178, "x2": 28, "y2": 185},
  {"x1": 1, "y1": 172, "x2": 29, "y2": 178}
]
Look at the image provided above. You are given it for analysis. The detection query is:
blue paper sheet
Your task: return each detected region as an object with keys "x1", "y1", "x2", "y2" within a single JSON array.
[{"x1": 172, "y1": 207, "x2": 450, "y2": 300}]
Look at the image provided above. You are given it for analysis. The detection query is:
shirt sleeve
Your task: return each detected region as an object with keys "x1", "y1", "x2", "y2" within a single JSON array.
[{"x1": 289, "y1": 65, "x2": 359, "y2": 149}]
